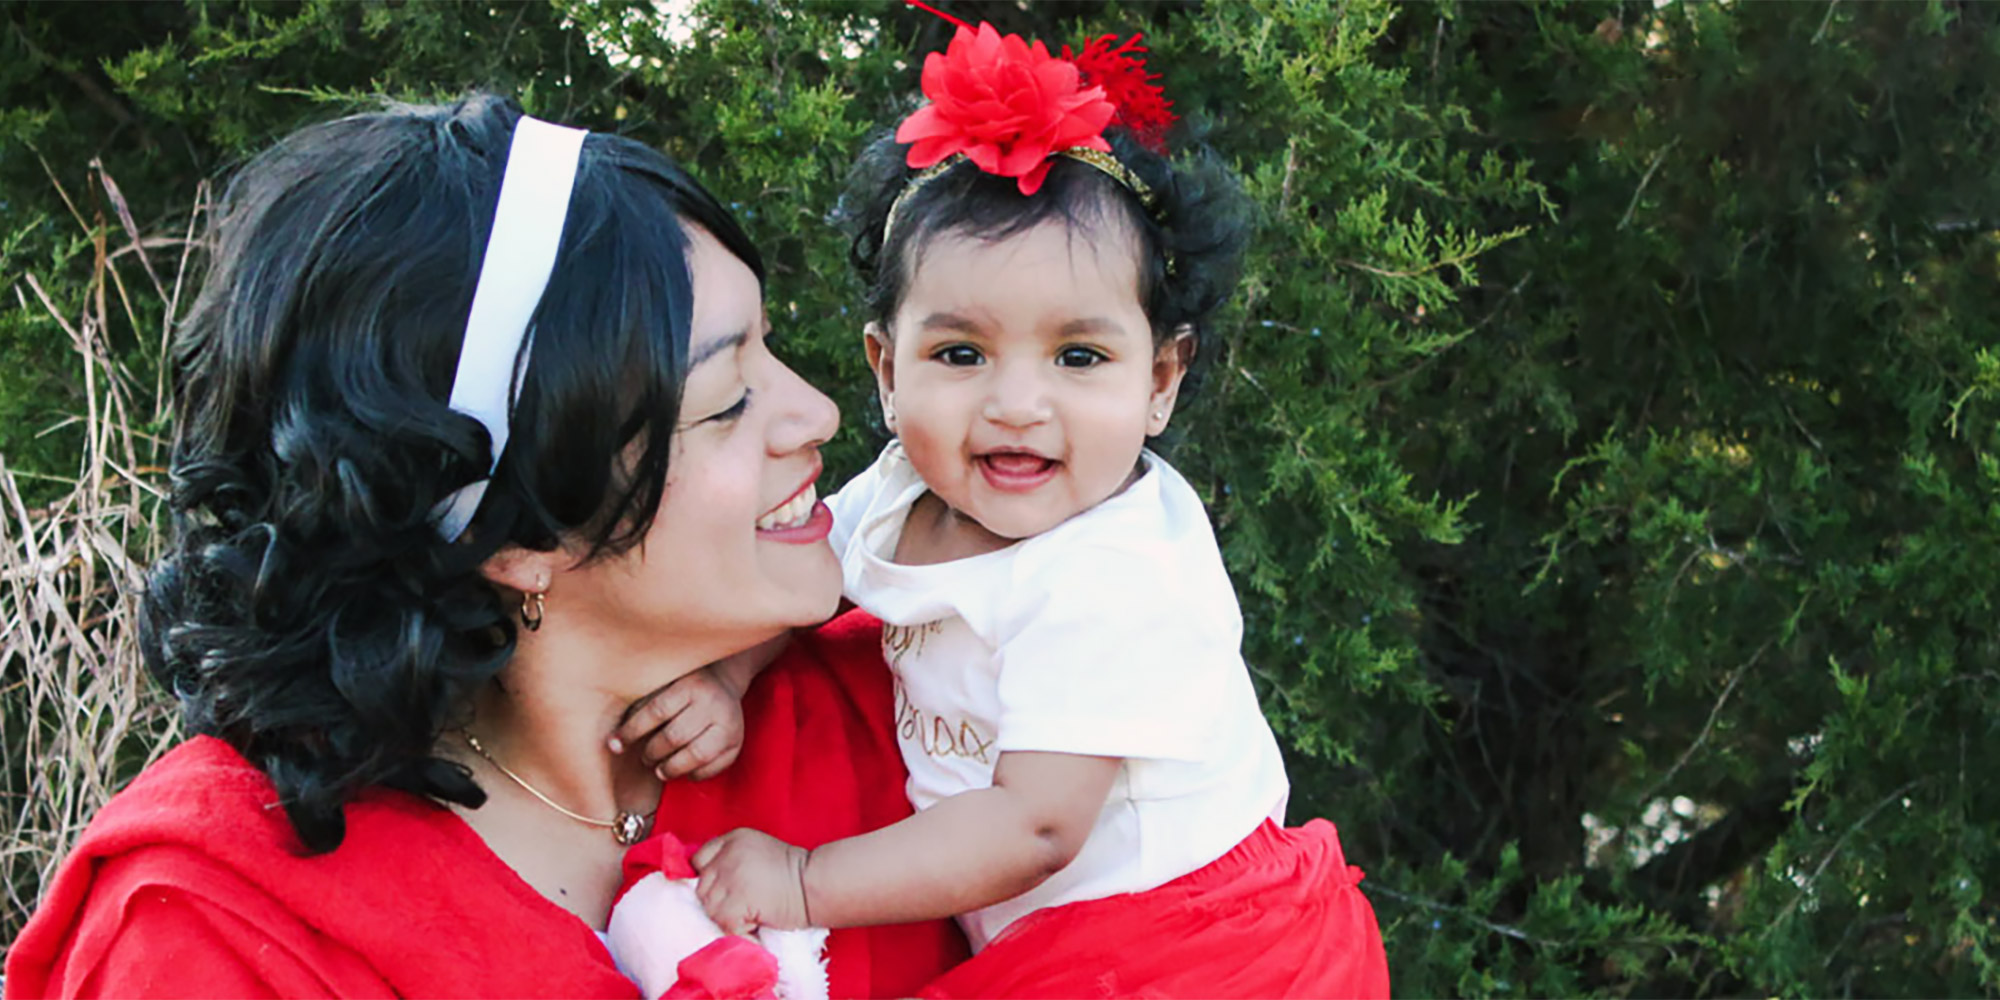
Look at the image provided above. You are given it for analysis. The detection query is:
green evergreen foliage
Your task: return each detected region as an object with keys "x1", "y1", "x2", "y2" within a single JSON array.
[{"x1": 2, "y1": 1, "x2": 1994, "y2": 994}]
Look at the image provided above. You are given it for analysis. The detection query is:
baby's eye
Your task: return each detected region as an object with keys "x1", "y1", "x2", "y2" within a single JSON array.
[
  {"x1": 1055, "y1": 345, "x2": 1108, "y2": 369},
  {"x1": 933, "y1": 345, "x2": 985, "y2": 367}
]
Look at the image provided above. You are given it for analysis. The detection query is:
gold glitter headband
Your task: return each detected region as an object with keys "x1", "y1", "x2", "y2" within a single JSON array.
[{"x1": 883, "y1": 147, "x2": 1159, "y2": 244}]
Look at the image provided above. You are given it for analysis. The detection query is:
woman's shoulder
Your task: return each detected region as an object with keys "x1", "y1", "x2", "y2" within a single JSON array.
[
  {"x1": 3, "y1": 737, "x2": 411, "y2": 997},
  {"x1": 78, "y1": 736, "x2": 453, "y2": 862},
  {"x1": 7, "y1": 736, "x2": 632, "y2": 999},
  {"x1": 27, "y1": 734, "x2": 479, "y2": 926}
]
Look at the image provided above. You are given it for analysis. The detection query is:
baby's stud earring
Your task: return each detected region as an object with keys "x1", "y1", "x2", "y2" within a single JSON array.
[{"x1": 1153, "y1": 411, "x2": 1164, "y2": 420}]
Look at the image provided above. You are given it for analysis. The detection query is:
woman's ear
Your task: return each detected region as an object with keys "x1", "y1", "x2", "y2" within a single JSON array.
[
  {"x1": 863, "y1": 322, "x2": 898, "y2": 432},
  {"x1": 479, "y1": 543, "x2": 562, "y2": 599},
  {"x1": 1147, "y1": 326, "x2": 1197, "y2": 436}
]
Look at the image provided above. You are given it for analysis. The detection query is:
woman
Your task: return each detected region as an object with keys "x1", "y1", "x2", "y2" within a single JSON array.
[{"x1": 3, "y1": 94, "x2": 963, "y2": 998}]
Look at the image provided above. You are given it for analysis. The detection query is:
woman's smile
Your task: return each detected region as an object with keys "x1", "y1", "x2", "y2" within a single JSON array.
[{"x1": 756, "y1": 479, "x2": 834, "y2": 542}]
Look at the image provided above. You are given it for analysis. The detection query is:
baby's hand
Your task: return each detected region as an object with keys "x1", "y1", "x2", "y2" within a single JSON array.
[
  {"x1": 613, "y1": 664, "x2": 745, "y2": 781},
  {"x1": 692, "y1": 828, "x2": 811, "y2": 935}
]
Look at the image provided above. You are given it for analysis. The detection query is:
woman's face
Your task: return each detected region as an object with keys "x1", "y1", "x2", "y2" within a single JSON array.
[{"x1": 553, "y1": 225, "x2": 843, "y2": 666}]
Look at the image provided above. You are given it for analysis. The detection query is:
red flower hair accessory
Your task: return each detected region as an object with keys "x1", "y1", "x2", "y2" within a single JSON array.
[
  {"x1": 1064, "y1": 33, "x2": 1175, "y2": 154},
  {"x1": 895, "y1": 22, "x2": 1117, "y2": 196}
]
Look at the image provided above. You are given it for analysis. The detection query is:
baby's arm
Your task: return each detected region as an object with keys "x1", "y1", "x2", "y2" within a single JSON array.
[
  {"x1": 694, "y1": 749, "x2": 1118, "y2": 933},
  {"x1": 613, "y1": 633, "x2": 791, "y2": 779}
]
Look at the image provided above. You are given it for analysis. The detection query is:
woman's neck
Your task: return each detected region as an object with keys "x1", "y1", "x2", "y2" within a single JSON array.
[
  {"x1": 442, "y1": 623, "x2": 719, "y2": 930},
  {"x1": 461, "y1": 624, "x2": 701, "y2": 823}
]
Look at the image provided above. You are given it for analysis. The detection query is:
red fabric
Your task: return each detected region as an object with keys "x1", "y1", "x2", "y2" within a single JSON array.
[
  {"x1": 3, "y1": 736, "x2": 633, "y2": 999},
  {"x1": 4, "y1": 612, "x2": 964, "y2": 999},
  {"x1": 618, "y1": 833, "x2": 700, "y2": 902},
  {"x1": 660, "y1": 938, "x2": 780, "y2": 1000},
  {"x1": 919, "y1": 820, "x2": 1391, "y2": 1000},
  {"x1": 653, "y1": 610, "x2": 971, "y2": 999}
]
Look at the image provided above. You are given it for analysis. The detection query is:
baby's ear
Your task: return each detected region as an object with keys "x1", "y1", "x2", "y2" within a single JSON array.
[
  {"x1": 862, "y1": 322, "x2": 891, "y2": 369},
  {"x1": 1148, "y1": 326, "x2": 1196, "y2": 435},
  {"x1": 1163, "y1": 324, "x2": 1197, "y2": 368},
  {"x1": 863, "y1": 322, "x2": 898, "y2": 430}
]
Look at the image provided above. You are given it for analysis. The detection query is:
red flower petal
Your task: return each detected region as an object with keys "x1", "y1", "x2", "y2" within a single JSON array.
[
  {"x1": 968, "y1": 23, "x2": 1004, "y2": 64},
  {"x1": 999, "y1": 31, "x2": 1032, "y2": 64},
  {"x1": 1031, "y1": 58, "x2": 1081, "y2": 98},
  {"x1": 964, "y1": 142, "x2": 1003, "y2": 174},
  {"x1": 967, "y1": 117, "x2": 1030, "y2": 143},
  {"x1": 1017, "y1": 160, "x2": 1054, "y2": 196},
  {"x1": 896, "y1": 105, "x2": 952, "y2": 143},
  {"x1": 1052, "y1": 104, "x2": 1115, "y2": 146},
  {"x1": 998, "y1": 140, "x2": 1053, "y2": 178},
  {"x1": 907, "y1": 136, "x2": 962, "y2": 169},
  {"x1": 919, "y1": 50, "x2": 953, "y2": 100}
]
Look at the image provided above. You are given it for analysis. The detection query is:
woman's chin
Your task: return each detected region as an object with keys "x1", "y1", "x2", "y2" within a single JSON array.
[
  {"x1": 796, "y1": 560, "x2": 847, "y2": 625},
  {"x1": 762, "y1": 543, "x2": 845, "y2": 629}
]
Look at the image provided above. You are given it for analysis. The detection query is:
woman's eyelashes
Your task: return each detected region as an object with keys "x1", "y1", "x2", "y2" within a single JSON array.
[
  {"x1": 701, "y1": 327, "x2": 781, "y2": 424},
  {"x1": 706, "y1": 390, "x2": 753, "y2": 423}
]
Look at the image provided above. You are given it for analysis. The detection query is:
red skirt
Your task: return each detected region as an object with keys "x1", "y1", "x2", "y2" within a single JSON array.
[{"x1": 920, "y1": 819, "x2": 1390, "y2": 999}]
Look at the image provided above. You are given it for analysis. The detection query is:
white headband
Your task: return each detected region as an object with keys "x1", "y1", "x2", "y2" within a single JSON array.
[{"x1": 432, "y1": 115, "x2": 588, "y2": 540}]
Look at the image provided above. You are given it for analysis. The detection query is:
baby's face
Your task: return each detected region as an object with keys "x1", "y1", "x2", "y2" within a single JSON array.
[{"x1": 871, "y1": 217, "x2": 1181, "y2": 540}]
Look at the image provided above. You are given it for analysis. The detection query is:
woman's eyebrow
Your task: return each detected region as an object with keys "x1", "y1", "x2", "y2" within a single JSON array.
[{"x1": 687, "y1": 330, "x2": 748, "y2": 369}]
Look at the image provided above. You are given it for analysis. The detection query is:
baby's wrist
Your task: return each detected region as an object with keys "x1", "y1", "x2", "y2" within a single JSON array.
[
  {"x1": 705, "y1": 660, "x2": 744, "y2": 701},
  {"x1": 794, "y1": 845, "x2": 816, "y2": 927}
]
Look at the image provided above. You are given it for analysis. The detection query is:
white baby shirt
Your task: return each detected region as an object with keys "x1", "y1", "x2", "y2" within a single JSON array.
[{"x1": 825, "y1": 442, "x2": 1291, "y2": 951}]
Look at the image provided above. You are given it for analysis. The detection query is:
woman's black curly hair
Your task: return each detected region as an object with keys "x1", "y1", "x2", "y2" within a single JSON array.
[
  {"x1": 840, "y1": 125, "x2": 1252, "y2": 398},
  {"x1": 142, "y1": 93, "x2": 763, "y2": 853}
]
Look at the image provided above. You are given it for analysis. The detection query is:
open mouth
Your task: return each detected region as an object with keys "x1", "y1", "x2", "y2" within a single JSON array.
[
  {"x1": 977, "y1": 451, "x2": 1059, "y2": 492},
  {"x1": 755, "y1": 481, "x2": 819, "y2": 531}
]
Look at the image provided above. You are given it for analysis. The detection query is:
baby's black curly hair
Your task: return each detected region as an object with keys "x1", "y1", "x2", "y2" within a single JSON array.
[
  {"x1": 142, "y1": 93, "x2": 763, "y2": 853},
  {"x1": 840, "y1": 125, "x2": 1252, "y2": 397}
]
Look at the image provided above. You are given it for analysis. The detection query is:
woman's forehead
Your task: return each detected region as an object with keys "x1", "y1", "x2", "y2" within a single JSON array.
[{"x1": 686, "y1": 226, "x2": 763, "y2": 355}]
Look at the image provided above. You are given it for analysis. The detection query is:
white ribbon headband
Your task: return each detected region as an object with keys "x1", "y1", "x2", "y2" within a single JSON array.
[{"x1": 432, "y1": 115, "x2": 588, "y2": 540}]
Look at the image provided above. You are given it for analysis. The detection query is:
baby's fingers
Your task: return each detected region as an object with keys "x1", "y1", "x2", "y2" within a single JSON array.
[
  {"x1": 611, "y1": 680, "x2": 695, "y2": 755},
  {"x1": 656, "y1": 723, "x2": 728, "y2": 781},
  {"x1": 645, "y1": 691, "x2": 733, "y2": 766},
  {"x1": 697, "y1": 883, "x2": 754, "y2": 936},
  {"x1": 685, "y1": 740, "x2": 742, "y2": 782}
]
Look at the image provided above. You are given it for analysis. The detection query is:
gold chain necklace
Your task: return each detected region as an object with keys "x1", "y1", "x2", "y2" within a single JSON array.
[{"x1": 462, "y1": 732, "x2": 655, "y2": 846}]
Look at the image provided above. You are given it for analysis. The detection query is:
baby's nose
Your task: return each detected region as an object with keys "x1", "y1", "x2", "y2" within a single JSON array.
[{"x1": 981, "y1": 365, "x2": 1053, "y2": 427}]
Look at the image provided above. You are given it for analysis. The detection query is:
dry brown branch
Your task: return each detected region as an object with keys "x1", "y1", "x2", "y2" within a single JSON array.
[{"x1": 1, "y1": 168, "x2": 194, "y2": 952}]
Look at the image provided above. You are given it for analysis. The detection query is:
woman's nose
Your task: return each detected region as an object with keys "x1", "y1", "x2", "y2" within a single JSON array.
[
  {"x1": 769, "y1": 358, "x2": 840, "y2": 454},
  {"x1": 981, "y1": 361, "x2": 1053, "y2": 428}
]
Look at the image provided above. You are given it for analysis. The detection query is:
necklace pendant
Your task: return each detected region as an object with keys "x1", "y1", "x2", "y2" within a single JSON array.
[{"x1": 614, "y1": 811, "x2": 649, "y2": 847}]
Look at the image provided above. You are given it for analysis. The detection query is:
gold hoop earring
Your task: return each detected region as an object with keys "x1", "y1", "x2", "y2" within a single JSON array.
[{"x1": 521, "y1": 591, "x2": 545, "y2": 632}]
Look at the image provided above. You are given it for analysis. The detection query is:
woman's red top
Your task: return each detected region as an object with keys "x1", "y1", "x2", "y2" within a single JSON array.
[{"x1": 5, "y1": 611, "x2": 966, "y2": 998}]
